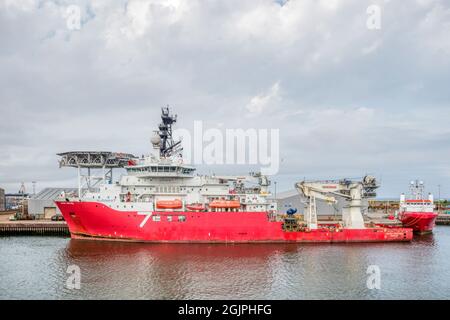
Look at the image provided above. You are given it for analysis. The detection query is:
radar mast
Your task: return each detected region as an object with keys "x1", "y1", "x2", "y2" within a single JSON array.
[{"x1": 152, "y1": 106, "x2": 182, "y2": 158}]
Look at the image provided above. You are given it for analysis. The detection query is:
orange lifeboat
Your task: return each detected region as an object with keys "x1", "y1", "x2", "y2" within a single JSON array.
[
  {"x1": 156, "y1": 199, "x2": 183, "y2": 209},
  {"x1": 186, "y1": 204, "x2": 205, "y2": 211},
  {"x1": 209, "y1": 200, "x2": 241, "y2": 209}
]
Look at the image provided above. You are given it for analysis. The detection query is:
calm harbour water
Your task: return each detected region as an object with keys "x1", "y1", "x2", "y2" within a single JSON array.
[{"x1": 1, "y1": 226, "x2": 450, "y2": 300}]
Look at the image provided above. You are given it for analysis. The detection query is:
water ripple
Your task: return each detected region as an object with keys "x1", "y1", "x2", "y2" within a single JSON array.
[{"x1": 1, "y1": 227, "x2": 450, "y2": 299}]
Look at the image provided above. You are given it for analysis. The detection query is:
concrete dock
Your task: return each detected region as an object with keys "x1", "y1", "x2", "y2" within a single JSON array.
[
  {"x1": 0, "y1": 214, "x2": 69, "y2": 235},
  {"x1": 436, "y1": 214, "x2": 450, "y2": 225}
]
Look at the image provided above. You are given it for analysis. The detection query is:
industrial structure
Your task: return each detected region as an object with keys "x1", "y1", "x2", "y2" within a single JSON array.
[
  {"x1": 28, "y1": 188, "x2": 78, "y2": 219},
  {"x1": 4, "y1": 193, "x2": 30, "y2": 210},
  {"x1": 57, "y1": 151, "x2": 136, "y2": 197},
  {"x1": 295, "y1": 176, "x2": 378, "y2": 229},
  {"x1": 0, "y1": 188, "x2": 5, "y2": 211},
  {"x1": 275, "y1": 189, "x2": 370, "y2": 220}
]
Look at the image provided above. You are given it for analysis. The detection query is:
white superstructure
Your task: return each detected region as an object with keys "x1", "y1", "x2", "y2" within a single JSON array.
[
  {"x1": 60, "y1": 107, "x2": 277, "y2": 214},
  {"x1": 399, "y1": 180, "x2": 434, "y2": 213}
]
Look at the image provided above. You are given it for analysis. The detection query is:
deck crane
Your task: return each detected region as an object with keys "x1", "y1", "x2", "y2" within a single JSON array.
[{"x1": 295, "y1": 176, "x2": 378, "y2": 230}]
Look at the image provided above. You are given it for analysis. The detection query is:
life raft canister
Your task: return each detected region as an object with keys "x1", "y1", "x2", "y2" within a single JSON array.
[
  {"x1": 209, "y1": 200, "x2": 241, "y2": 209},
  {"x1": 156, "y1": 199, "x2": 183, "y2": 209},
  {"x1": 186, "y1": 204, "x2": 205, "y2": 211}
]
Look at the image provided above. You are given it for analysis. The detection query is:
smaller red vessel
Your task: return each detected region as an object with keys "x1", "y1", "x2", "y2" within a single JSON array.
[{"x1": 398, "y1": 180, "x2": 438, "y2": 234}]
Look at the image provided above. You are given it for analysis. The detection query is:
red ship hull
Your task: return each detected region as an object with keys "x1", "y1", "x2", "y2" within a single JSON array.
[
  {"x1": 399, "y1": 211, "x2": 438, "y2": 234},
  {"x1": 56, "y1": 201, "x2": 413, "y2": 243}
]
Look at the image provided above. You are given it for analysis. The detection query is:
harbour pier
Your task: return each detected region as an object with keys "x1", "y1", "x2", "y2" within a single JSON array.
[
  {"x1": 0, "y1": 214, "x2": 69, "y2": 236},
  {"x1": 436, "y1": 214, "x2": 450, "y2": 225}
]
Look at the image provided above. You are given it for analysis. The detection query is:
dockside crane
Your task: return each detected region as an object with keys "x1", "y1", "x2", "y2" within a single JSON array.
[{"x1": 295, "y1": 176, "x2": 378, "y2": 229}]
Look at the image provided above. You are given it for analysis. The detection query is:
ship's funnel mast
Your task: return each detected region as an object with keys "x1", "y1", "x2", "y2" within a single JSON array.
[
  {"x1": 151, "y1": 106, "x2": 182, "y2": 158},
  {"x1": 410, "y1": 179, "x2": 425, "y2": 200}
]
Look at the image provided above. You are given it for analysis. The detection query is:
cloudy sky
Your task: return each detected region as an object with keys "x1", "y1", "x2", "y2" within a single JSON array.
[{"x1": 1, "y1": 0, "x2": 450, "y2": 197}]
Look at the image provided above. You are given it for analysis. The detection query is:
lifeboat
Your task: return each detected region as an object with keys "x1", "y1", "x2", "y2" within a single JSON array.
[
  {"x1": 209, "y1": 200, "x2": 241, "y2": 209},
  {"x1": 156, "y1": 199, "x2": 183, "y2": 209},
  {"x1": 186, "y1": 204, "x2": 205, "y2": 211}
]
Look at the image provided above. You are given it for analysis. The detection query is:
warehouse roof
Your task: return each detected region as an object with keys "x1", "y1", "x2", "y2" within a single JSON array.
[
  {"x1": 31, "y1": 188, "x2": 78, "y2": 200},
  {"x1": 276, "y1": 189, "x2": 299, "y2": 200}
]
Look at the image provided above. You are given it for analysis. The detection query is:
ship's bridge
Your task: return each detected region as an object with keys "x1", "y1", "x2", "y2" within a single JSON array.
[{"x1": 125, "y1": 160, "x2": 196, "y2": 178}]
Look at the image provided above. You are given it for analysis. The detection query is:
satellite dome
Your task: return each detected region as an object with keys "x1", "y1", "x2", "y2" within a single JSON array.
[
  {"x1": 151, "y1": 135, "x2": 161, "y2": 146},
  {"x1": 363, "y1": 175, "x2": 376, "y2": 184}
]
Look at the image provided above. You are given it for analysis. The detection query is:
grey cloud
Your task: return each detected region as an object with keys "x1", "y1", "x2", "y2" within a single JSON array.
[{"x1": 1, "y1": 0, "x2": 450, "y2": 197}]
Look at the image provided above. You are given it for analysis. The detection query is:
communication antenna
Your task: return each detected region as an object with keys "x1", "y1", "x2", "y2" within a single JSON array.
[
  {"x1": 19, "y1": 182, "x2": 26, "y2": 216},
  {"x1": 410, "y1": 179, "x2": 425, "y2": 200},
  {"x1": 151, "y1": 106, "x2": 182, "y2": 158},
  {"x1": 19, "y1": 182, "x2": 26, "y2": 195}
]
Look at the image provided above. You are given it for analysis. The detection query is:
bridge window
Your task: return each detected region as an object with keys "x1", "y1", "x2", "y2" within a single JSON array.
[
  {"x1": 178, "y1": 215, "x2": 186, "y2": 222},
  {"x1": 152, "y1": 215, "x2": 161, "y2": 222},
  {"x1": 167, "y1": 216, "x2": 173, "y2": 222}
]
